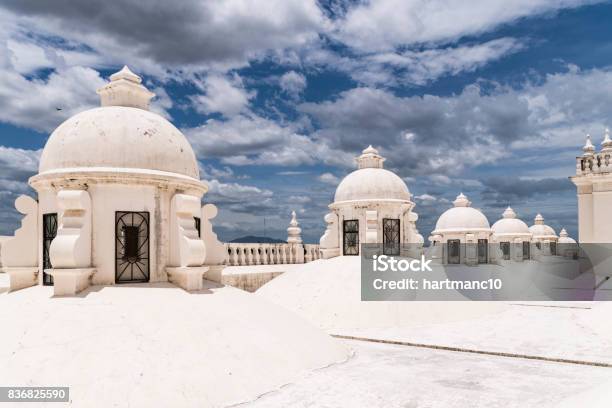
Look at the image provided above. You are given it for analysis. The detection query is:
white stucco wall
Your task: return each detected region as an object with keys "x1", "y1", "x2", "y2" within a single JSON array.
[{"x1": 332, "y1": 200, "x2": 419, "y2": 255}]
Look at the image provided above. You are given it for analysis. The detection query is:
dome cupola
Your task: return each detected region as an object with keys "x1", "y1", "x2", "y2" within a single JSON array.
[
  {"x1": 491, "y1": 207, "x2": 531, "y2": 237},
  {"x1": 333, "y1": 146, "x2": 411, "y2": 204},
  {"x1": 432, "y1": 193, "x2": 491, "y2": 233},
  {"x1": 558, "y1": 228, "x2": 577, "y2": 244},
  {"x1": 36, "y1": 66, "x2": 200, "y2": 180},
  {"x1": 529, "y1": 213, "x2": 557, "y2": 239}
]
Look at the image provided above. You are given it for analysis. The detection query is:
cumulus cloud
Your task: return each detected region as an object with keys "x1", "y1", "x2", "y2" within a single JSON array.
[
  {"x1": 279, "y1": 71, "x2": 307, "y2": 98},
  {"x1": 185, "y1": 114, "x2": 353, "y2": 167},
  {"x1": 303, "y1": 37, "x2": 525, "y2": 87},
  {"x1": 0, "y1": 0, "x2": 326, "y2": 71},
  {"x1": 481, "y1": 176, "x2": 575, "y2": 203},
  {"x1": 318, "y1": 172, "x2": 340, "y2": 185},
  {"x1": 0, "y1": 146, "x2": 40, "y2": 234},
  {"x1": 334, "y1": 0, "x2": 599, "y2": 52},
  {"x1": 366, "y1": 37, "x2": 525, "y2": 86},
  {"x1": 0, "y1": 63, "x2": 106, "y2": 133},
  {"x1": 190, "y1": 74, "x2": 255, "y2": 117},
  {"x1": 300, "y1": 66, "x2": 612, "y2": 176},
  {"x1": 206, "y1": 179, "x2": 275, "y2": 214}
]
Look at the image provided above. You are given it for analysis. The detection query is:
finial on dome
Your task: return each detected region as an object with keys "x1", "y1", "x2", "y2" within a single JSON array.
[
  {"x1": 453, "y1": 192, "x2": 471, "y2": 207},
  {"x1": 502, "y1": 207, "x2": 516, "y2": 219},
  {"x1": 559, "y1": 228, "x2": 568, "y2": 237},
  {"x1": 583, "y1": 134, "x2": 595, "y2": 156},
  {"x1": 97, "y1": 65, "x2": 155, "y2": 110},
  {"x1": 602, "y1": 128, "x2": 612, "y2": 152},
  {"x1": 356, "y1": 145, "x2": 385, "y2": 169},
  {"x1": 287, "y1": 210, "x2": 302, "y2": 244},
  {"x1": 534, "y1": 213, "x2": 544, "y2": 225},
  {"x1": 362, "y1": 145, "x2": 378, "y2": 155}
]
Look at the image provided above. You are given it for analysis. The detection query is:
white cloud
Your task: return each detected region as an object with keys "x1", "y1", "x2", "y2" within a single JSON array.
[
  {"x1": 415, "y1": 193, "x2": 437, "y2": 201},
  {"x1": 0, "y1": 146, "x2": 40, "y2": 234},
  {"x1": 185, "y1": 114, "x2": 353, "y2": 167},
  {"x1": 0, "y1": 0, "x2": 327, "y2": 73},
  {"x1": 0, "y1": 62, "x2": 106, "y2": 133},
  {"x1": 318, "y1": 172, "x2": 340, "y2": 185},
  {"x1": 190, "y1": 74, "x2": 255, "y2": 117},
  {"x1": 279, "y1": 71, "x2": 307, "y2": 98},
  {"x1": 367, "y1": 37, "x2": 525, "y2": 85},
  {"x1": 334, "y1": 0, "x2": 599, "y2": 52},
  {"x1": 300, "y1": 66, "x2": 612, "y2": 176}
]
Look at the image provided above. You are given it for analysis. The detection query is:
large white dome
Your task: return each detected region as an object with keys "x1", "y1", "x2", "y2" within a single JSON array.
[
  {"x1": 433, "y1": 193, "x2": 490, "y2": 232},
  {"x1": 491, "y1": 207, "x2": 531, "y2": 236},
  {"x1": 334, "y1": 168, "x2": 410, "y2": 202},
  {"x1": 333, "y1": 145, "x2": 411, "y2": 203},
  {"x1": 38, "y1": 66, "x2": 199, "y2": 180},
  {"x1": 39, "y1": 107, "x2": 199, "y2": 179}
]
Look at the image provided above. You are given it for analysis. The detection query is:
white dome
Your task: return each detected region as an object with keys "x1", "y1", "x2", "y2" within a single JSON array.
[
  {"x1": 333, "y1": 146, "x2": 410, "y2": 203},
  {"x1": 433, "y1": 193, "x2": 490, "y2": 232},
  {"x1": 38, "y1": 66, "x2": 199, "y2": 180},
  {"x1": 529, "y1": 213, "x2": 557, "y2": 239},
  {"x1": 558, "y1": 228, "x2": 576, "y2": 244},
  {"x1": 39, "y1": 107, "x2": 199, "y2": 179},
  {"x1": 334, "y1": 168, "x2": 410, "y2": 202},
  {"x1": 491, "y1": 207, "x2": 531, "y2": 236}
]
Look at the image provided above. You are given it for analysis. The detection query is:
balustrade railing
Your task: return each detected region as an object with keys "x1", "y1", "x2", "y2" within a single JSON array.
[{"x1": 225, "y1": 243, "x2": 321, "y2": 266}]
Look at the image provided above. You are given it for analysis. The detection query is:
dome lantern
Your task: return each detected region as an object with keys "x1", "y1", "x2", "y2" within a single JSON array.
[
  {"x1": 96, "y1": 65, "x2": 155, "y2": 110},
  {"x1": 534, "y1": 213, "x2": 545, "y2": 225},
  {"x1": 356, "y1": 145, "x2": 385, "y2": 169},
  {"x1": 453, "y1": 193, "x2": 471, "y2": 207},
  {"x1": 502, "y1": 207, "x2": 516, "y2": 218}
]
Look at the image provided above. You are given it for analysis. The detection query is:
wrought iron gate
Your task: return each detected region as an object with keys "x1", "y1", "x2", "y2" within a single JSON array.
[
  {"x1": 115, "y1": 211, "x2": 150, "y2": 283},
  {"x1": 500, "y1": 241, "x2": 511, "y2": 260},
  {"x1": 42, "y1": 213, "x2": 58, "y2": 286},
  {"x1": 343, "y1": 219, "x2": 359, "y2": 255},
  {"x1": 447, "y1": 239, "x2": 460, "y2": 264},
  {"x1": 477, "y1": 239, "x2": 488, "y2": 264},
  {"x1": 523, "y1": 241, "x2": 530, "y2": 260},
  {"x1": 382, "y1": 218, "x2": 400, "y2": 255}
]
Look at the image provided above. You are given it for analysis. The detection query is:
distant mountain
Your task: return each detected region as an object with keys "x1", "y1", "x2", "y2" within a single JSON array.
[{"x1": 229, "y1": 236, "x2": 287, "y2": 244}]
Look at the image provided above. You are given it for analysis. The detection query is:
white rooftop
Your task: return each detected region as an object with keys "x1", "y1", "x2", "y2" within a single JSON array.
[{"x1": 0, "y1": 274, "x2": 348, "y2": 407}]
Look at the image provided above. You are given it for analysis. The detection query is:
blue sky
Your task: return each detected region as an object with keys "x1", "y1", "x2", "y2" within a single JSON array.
[{"x1": 1, "y1": 0, "x2": 612, "y2": 242}]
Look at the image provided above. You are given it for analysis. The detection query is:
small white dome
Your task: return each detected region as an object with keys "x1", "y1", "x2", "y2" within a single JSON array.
[
  {"x1": 38, "y1": 66, "x2": 199, "y2": 180},
  {"x1": 529, "y1": 213, "x2": 557, "y2": 239},
  {"x1": 433, "y1": 193, "x2": 490, "y2": 232},
  {"x1": 333, "y1": 146, "x2": 410, "y2": 203},
  {"x1": 491, "y1": 207, "x2": 531, "y2": 236},
  {"x1": 334, "y1": 168, "x2": 410, "y2": 202},
  {"x1": 558, "y1": 228, "x2": 576, "y2": 244}
]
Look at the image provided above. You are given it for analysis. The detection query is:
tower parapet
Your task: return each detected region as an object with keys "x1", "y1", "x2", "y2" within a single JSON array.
[{"x1": 571, "y1": 129, "x2": 612, "y2": 243}]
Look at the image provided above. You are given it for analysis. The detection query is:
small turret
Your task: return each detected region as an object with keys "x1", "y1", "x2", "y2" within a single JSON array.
[
  {"x1": 602, "y1": 128, "x2": 612, "y2": 153},
  {"x1": 583, "y1": 134, "x2": 595, "y2": 156},
  {"x1": 287, "y1": 211, "x2": 303, "y2": 244}
]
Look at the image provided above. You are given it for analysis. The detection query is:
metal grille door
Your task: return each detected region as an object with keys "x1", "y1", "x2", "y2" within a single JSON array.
[
  {"x1": 343, "y1": 220, "x2": 359, "y2": 256},
  {"x1": 115, "y1": 211, "x2": 150, "y2": 283},
  {"x1": 477, "y1": 239, "x2": 488, "y2": 264},
  {"x1": 383, "y1": 218, "x2": 400, "y2": 255},
  {"x1": 447, "y1": 239, "x2": 460, "y2": 264},
  {"x1": 523, "y1": 241, "x2": 530, "y2": 260},
  {"x1": 500, "y1": 242, "x2": 511, "y2": 260},
  {"x1": 42, "y1": 213, "x2": 58, "y2": 286}
]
